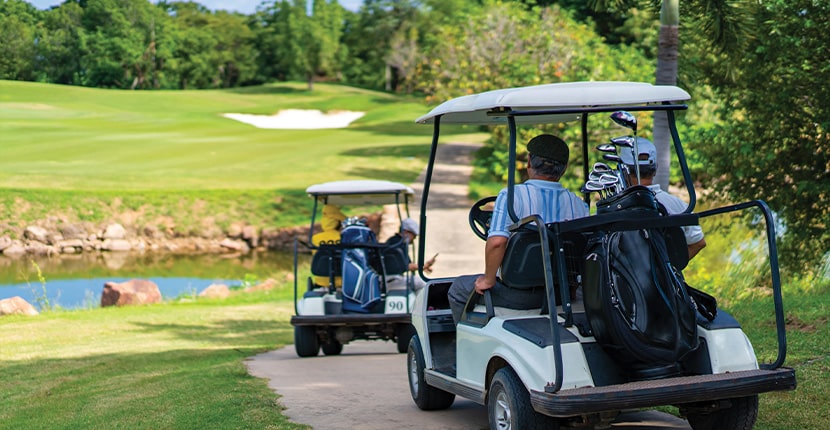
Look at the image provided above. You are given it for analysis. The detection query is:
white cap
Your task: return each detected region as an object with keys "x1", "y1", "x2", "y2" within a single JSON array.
[
  {"x1": 620, "y1": 137, "x2": 657, "y2": 166},
  {"x1": 401, "y1": 218, "x2": 418, "y2": 235}
]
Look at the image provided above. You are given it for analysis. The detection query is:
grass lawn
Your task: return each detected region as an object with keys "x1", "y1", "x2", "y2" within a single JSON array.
[{"x1": 0, "y1": 80, "x2": 487, "y2": 232}]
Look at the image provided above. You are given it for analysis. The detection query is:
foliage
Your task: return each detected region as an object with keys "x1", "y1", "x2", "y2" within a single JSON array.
[
  {"x1": 417, "y1": 2, "x2": 654, "y2": 183},
  {"x1": 692, "y1": 0, "x2": 830, "y2": 274}
]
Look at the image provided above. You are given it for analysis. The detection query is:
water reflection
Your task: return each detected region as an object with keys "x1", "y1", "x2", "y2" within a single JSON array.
[{"x1": 0, "y1": 250, "x2": 303, "y2": 310}]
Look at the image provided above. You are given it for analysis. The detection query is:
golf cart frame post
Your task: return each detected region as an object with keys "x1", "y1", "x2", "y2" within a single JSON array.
[{"x1": 416, "y1": 99, "x2": 788, "y2": 394}]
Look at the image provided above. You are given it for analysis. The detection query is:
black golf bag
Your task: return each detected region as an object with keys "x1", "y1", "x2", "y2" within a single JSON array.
[{"x1": 583, "y1": 186, "x2": 699, "y2": 375}]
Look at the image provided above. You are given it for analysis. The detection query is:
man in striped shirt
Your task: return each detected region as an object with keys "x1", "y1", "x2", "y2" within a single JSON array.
[{"x1": 448, "y1": 134, "x2": 589, "y2": 324}]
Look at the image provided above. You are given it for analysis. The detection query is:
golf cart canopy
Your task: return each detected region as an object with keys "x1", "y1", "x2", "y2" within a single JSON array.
[
  {"x1": 306, "y1": 180, "x2": 415, "y2": 206},
  {"x1": 415, "y1": 81, "x2": 690, "y2": 125}
]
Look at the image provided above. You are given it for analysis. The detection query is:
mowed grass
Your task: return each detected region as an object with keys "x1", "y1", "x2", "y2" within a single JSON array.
[
  {"x1": 0, "y1": 80, "x2": 486, "y2": 232},
  {"x1": 0, "y1": 289, "x2": 308, "y2": 429},
  {"x1": 0, "y1": 80, "x2": 474, "y2": 191}
]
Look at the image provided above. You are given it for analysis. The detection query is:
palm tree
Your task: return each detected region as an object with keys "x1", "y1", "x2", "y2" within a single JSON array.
[{"x1": 591, "y1": 0, "x2": 752, "y2": 190}]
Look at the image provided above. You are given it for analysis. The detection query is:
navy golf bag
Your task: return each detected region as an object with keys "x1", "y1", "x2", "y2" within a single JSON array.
[{"x1": 340, "y1": 222, "x2": 382, "y2": 313}]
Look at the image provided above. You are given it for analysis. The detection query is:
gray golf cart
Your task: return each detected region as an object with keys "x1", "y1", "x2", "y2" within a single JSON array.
[
  {"x1": 406, "y1": 82, "x2": 796, "y2": 429},
  {"x1": 291, "y1": 180, "x2": 418, "y2": 357}
]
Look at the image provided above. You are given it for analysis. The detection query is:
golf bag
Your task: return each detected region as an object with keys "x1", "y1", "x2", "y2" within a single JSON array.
[
  {"x1": 583, "y1": 186, "x2": 699, "y2": 372},
  {"x1": 340, "y1": 223, "x2": 382, "y2": 313}
]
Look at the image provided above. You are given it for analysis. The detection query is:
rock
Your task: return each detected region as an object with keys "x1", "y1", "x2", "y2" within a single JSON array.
[
  {"x1": 57, "y1": 239, "x2": 84, "y2": 250},
  {"x1": 2, "y1": 242, "x2": 26, "y2": 256},
  {"x1": 59, "y1": 223, "x2": 89, "y2": 240},
  {"x1": 101, "y1": 279, "x2": 162, "y2": 307},
  {"x1": 103, "y1": 223, "x2": 127, "y2": 240},
  {"x1": 245, "y1": 278, "x2": 278, "y2": 292},
  {"x1": 219, "y1": 238, "x2": 249, "y2": 253},
  {"x1": 0, "y1": 236, "x2": 12, "y2": 251},
  {"x1": 242, "y1": 225, "x2": 259, "y2": 247},
  {"x1": 101, "y1": 239, "x2": 132, "y2": 251},
  {"x1": 24, "y1": 226, "x2": 49, "y2": 243},
  {"x1": 199, "y1": 283, "x2": 231, "y2": 299},
  {"x1": 227, "y1": 222, "x2": 245, "y2": 239},
  {"x1": 24, "y1": 241, "x2": 55, "y2": 255},
  {"x1": 0, "y1": 296, "x2": 39, "y2": 316}
]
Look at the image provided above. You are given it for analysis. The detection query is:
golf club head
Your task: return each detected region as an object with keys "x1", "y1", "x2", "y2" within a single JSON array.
[
  {"x1": 610, "y1": 111, "x2": 637, "y2": 133},
  {"x1": 603, "y1": 154, "x2": 623, "y2": 164},
  {"x1": 610, "y1": 136, "x2": 635, "y2": 148},
  {"x1": 596, "y1": 143, "x2": 618, "y2": 153},
  {"x1": 593, "y1": 162, "x2": 612, "y2": 172}
]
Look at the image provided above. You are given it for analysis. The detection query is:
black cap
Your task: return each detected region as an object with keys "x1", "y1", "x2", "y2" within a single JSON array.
[{"x1": 527, "y1": 134, "x2": 569, "y2": 163}]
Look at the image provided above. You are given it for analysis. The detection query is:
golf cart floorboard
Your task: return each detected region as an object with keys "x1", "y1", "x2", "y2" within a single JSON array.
[
  {"x1": 290, "y1": 314, "x2": 410, "y2": 326},
  {"x1": 531, "y1": 367, "x2": 796, "y2": 417}
]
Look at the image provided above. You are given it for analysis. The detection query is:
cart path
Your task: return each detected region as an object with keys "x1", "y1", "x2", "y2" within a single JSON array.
[{"x1": 246, "y1": 142, "x2": 691, "y2": 429}]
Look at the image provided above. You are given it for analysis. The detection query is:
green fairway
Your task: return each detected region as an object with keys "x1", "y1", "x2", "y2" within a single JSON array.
[
  {"x1": 0, "y1": 80, "x2": 486, "y2": 232},
  {"x1": 0, "y1": 80, "x2": 482, "y2": 191}
]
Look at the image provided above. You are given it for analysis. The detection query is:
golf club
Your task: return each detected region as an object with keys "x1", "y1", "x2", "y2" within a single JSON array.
[
  {"x1": 611, "y1": 111, "x2": 641, "y2": 184},
  {"x1": 610, "y1": 136, "x2": 635, "y2": 148},
  {"x1": 596, "y1": 143, "x2": 618, "y2": 153}
]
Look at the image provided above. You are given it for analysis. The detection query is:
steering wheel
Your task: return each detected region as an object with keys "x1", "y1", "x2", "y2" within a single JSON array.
[{"x1": 468, "y1": 196, "x2": 497, "y2": 240}]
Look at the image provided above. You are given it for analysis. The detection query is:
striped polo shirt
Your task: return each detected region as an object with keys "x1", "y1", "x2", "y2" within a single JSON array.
[{"x1": 489, "y1": 180, "x2": 589, "y2": 238}]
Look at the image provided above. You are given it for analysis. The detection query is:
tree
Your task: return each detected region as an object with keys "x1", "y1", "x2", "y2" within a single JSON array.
[
  {"x1": 589, "y1": 0, "x2": 753, "y2": 190},
  {"x1": 693, "y1": 0, "x2": 830, "y2": 274},
  {"x1": 38, "y1": 2, "x2": 87, "y2": 85},
  {"x1": 283, "y1": 0, "x2": 345, "y2": 91},
  {"x1": 0, "y1": 0, "x2": 39, "y2": 81}
]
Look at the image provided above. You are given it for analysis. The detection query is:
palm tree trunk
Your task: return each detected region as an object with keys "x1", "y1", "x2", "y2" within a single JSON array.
[{"x1": 653, "y1": 0, "x2": 680, "y2": 191}]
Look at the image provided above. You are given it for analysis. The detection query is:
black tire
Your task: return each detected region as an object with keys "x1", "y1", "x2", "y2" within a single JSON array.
[
  {"x1": 488, "y1": 367, "x2": 558, "y2": 430},
  {"x1": 396, "y1": 324, "x2": 416, "y2": 354},
  {"x1": 294, "y1": 325, "x2": 320, "y2": 357},
  {"x1": 686, "y1": 395, "x2": 758, "y2": 430},
  {"x1": 321, "y1": 339, "x2": 343, "y2": 356},
  {"x1": 407, "y1": 335, "x2": 455, "y2": 410}
]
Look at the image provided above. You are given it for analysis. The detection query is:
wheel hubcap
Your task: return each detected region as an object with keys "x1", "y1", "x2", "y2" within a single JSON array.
[{"x1": 494, "y1": 391, "x2": 511, "y2": 430}]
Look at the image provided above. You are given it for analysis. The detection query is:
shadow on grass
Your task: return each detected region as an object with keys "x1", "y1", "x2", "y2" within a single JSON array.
[{"x1": 225, "y1": 85, "x2": 309, "y2": 95}]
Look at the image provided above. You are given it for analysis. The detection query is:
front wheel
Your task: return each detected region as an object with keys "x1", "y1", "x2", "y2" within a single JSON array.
[
  {"x1": 407, "y1": 335, "x2": 455, "y2": 410},
  {"x1": 488, "y1": 367, "x2": 559, "y2": 430},
  {"x1": 396, "y1": 324, "x2": 416, "y2": 353},
  {"x1": 294, "y1": 325, "x2": 320, "y2": 357},
  {"x1": 685, "y1": 395, "x2": 758, "y2": 430}
]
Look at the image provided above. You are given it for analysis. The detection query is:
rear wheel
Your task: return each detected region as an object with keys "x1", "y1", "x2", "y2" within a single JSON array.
[
  {"x1": 407, "y1": 335, "x2": 455, "y2": 410},
  {"x1": 294, "y1": 325, "x2": 320, "y2": 357},
  {"x1": 488, "y1": 367, "x2": 558, "y2": 430},
  {"x1": 396, "y1": 324, "x2": 416, "y2": 353},
  {"x1": 321, "y1": 339, "x2": 343, "y2": 356},
  {"x1": 685, "y1": 395, "x2": 758, "y2": 430}
]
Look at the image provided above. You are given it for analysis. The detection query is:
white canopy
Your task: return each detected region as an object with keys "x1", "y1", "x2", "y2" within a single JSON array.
[
  {"x1": 306, "y1": 180, "x2": 415, "y2": 206},
  {"x1": 415, "y1": 81, "x2": 691, "y2": 125}
]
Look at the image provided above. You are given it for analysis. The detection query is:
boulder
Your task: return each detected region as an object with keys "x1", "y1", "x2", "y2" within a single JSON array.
[
  {"x1": 199, "y1": 283, "x2": 231, "y2": 299},
  {"x1": 1, "y1": 242, "x2": 26, "y2": 256},
  {"x1": 101, "y1": 279, "x2": 162, "y2": 307},
  {"x1": 103, "y1": 223, "x2": 127, "y2": 240},
  {"x1": 0, "y1": 296, "x2": 39, "y2": 316},
  {"x1": 245, "y1": 278, "x2": 278, "y2": 292},
  {"x1": 24, "y1": 226, "x2": 49, "y2": 243},
  {"x1": 0, "y1": 235, "x2": 12, "y2": 251},
  {"x1": 101, "y1": 239, "x2": 132, "y2": 251},
  {"x1": 242, "y1": 225, "x2": 259, "y2": 247}
]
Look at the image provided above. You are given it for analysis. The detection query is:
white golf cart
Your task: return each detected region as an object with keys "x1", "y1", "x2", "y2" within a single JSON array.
[
  {"x1": 406, "y1": 82, "x2": 796, "y2": 429},
  {"x1": 291, "y1": 180, "x2": 418, "y2": 357}
]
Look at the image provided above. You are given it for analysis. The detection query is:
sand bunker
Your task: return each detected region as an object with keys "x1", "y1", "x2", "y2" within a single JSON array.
[{"x1": 223, "y1": 109, "x2": 365, "y2": 129}]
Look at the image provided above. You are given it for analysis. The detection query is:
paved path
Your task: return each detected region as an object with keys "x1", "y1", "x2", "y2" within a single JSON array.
[{"x1": 246, "y1": 142, "x2": 691, "y2": 429}]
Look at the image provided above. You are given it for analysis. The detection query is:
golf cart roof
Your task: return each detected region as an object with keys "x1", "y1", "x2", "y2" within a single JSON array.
[
  {"x1": 415, "y1": 81, "x2": 690, "y2": 125},
  {"x1": 306, "y1": 180, "x2": 415, "y2": 206}
]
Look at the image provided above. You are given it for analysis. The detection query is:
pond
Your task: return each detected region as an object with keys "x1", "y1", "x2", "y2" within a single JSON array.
[{"x1": 0, "y1": 250, "x2": 301, "y2": 311}]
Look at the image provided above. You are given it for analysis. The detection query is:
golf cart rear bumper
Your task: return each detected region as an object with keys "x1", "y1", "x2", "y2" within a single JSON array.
[
  {"x1": 531, "y1": 367, "x2": 796, "y2": 417},
  {"x1": 290, "y1": 314, "x2": 410, "y2": 326}
]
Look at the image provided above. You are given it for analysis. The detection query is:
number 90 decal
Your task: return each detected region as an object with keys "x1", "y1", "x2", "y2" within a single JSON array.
[{"x1": 386, "y1": 298, "x2": 406, "y2": 313}]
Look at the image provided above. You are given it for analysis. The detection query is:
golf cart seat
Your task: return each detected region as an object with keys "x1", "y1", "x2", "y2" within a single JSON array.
[
  {"x1": 499, "y1": 227, "x2": 587, "y2": 308},
  {"x1": 371, "y1": 234, "x2": 411, "y2": 276},
  {"x1": 309, "y1": 244, "x2": 342, "y2": 289}
]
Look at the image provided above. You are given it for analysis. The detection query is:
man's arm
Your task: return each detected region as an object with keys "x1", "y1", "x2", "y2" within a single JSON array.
[
  {"x1": 688, "y1": 238, "x2": 707, "y2": 260},
  {"x1": 475, "y1": 235, "x2": 508, "y2": 293}
]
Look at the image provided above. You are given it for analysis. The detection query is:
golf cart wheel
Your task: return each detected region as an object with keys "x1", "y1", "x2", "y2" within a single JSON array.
[
  {"x1": 686, "y1": 395, "x2": 758, "y2": 430},
  {"x1": 294, "y1": 325, "x2": 320, "y2": 357},
  {"x1": 396, "y1": 324, "x2": 416, "y2": 354},
  {"x1": 321, "y1": 339, "x2": 343, "y2": 356},
  {"x1": 488, "y1": 367, "x2": 559, "y2": 430},
  {"x1": 407, "y1": 335, "x2": 455, "y2": 410}
]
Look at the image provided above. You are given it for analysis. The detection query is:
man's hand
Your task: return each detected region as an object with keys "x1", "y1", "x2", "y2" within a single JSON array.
[{"x1": 474, "y1": 275, "x2": 495, "y2": 294}]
